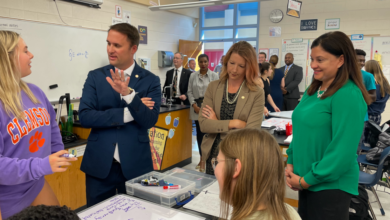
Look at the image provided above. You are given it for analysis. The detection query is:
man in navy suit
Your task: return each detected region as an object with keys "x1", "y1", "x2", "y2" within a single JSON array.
[{"x1": 79, "y1": 23, "x2": 161, "y2": 207}]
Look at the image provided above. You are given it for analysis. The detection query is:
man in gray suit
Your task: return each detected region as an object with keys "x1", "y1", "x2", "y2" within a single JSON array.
[{"x1": 280, "y1": 53, "x2": 303, "y2": 111}]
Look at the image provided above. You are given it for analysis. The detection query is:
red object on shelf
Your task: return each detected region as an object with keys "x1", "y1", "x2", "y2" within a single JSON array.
[{"x1": 286, "y1": 122, "x2": 293, "y2": 136}]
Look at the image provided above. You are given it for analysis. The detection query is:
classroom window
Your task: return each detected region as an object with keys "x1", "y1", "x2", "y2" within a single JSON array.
[
  {"x1": 237, "y1": 2, "x2": 258, "y2": 25},
  {"x1": 202, "y1": 5, "x2": 234, "y2": 27},
  {"x1": 200, "y1": 3, "x2": 259, "y2": 54}
]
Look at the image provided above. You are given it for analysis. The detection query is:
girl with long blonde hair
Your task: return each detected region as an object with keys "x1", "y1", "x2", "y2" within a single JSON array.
[
  {"x1": 0, "y1": 31, "x2": 77, "y2": 219},
  {"x1": 363, "y1": 60, "x2": 390, "y2": 144},
  {"x1": 214, "y1": 128, "x2": 301, "y2": 220}
]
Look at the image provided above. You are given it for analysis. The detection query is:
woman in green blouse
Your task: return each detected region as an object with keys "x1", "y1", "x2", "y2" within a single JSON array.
[{"x1": 285, "y1": 31, "x2": 372, "y2": 220}]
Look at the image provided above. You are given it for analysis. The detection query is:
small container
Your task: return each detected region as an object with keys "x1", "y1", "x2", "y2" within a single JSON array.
[
  {"x1": 126, "y1": 171, "x2": 195, "y2": 207},
  {"x1": 286, "y1": 122, "x2": 292, "y2": 136},
  {"x1": 164, "y1": 168, "x2": 216, "y2": 194}
]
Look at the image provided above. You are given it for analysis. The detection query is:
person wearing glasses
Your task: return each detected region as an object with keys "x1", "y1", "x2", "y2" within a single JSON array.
[
  {"x1": 213, "y1": 128, "x2": 301, "y2": 220},
  {"x1": 163, "y1": 52, "x2": 192, "y2": 105},
  {"x1": 199, "y1": 41, "x2": 264, "y2": 175}
]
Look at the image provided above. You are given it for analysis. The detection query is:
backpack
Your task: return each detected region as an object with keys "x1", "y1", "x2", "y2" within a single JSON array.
[{"x1": 349, "y1": 185, "x2": 372, "y2": 220}]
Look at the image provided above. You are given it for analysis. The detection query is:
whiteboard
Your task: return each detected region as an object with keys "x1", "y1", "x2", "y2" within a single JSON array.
[
  {"x1": 0, "y1": 17, "x2": 109, "y2": 102},
  {"x1": 282, "y1": 39, "x2": 309, "y2": 92},
  {"x1": 352, "y1": 38, "x2": 373, "y2": 61},
  {"x1": 373, "y1": 37, "x2": 390, "y2": 81},
  {"x1": 78, "y1": 194, "x2": 205, "y2": 220}
]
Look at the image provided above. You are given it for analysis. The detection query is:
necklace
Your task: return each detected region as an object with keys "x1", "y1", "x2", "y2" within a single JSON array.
[
  {"x1": 317, "y1": 86, "x2": 327, "y2": 98},
  {"x1": 226, "y1": 79, "x2": 245, "y2": 104}
]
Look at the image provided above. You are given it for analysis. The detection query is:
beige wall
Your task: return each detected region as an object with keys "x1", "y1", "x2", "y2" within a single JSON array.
[
  {"x1": 259, "y1": 0, "x2": 390, "y2": 122},
  {"x1": 259, "y1": 0, "x2": 390, "y2": 62},
  {"x1": 0, "y1": 0, "x2": 199, "y2": 114}
]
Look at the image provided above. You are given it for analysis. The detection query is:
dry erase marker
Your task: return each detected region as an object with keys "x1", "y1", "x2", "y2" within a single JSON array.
[
  {"x1": 61, "y1": 153, "x2": 76, "y2": 158},
  {"x1": 163, "y1": 185, "x2": 181, "y2": 189}
]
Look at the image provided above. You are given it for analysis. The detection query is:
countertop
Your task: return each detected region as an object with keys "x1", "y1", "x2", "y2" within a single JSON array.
[{"x1": 64, "y1": 138, "x2": 87, "y2": 149}]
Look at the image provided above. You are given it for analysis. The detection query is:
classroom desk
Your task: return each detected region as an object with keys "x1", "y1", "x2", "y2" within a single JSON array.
[{"x1": 45, "y1": 105, "x2": 193, "y2": 211}]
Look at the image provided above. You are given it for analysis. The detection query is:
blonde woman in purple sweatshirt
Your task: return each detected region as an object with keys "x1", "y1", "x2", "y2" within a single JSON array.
[{"x1": 0, "y1": 31, "x2": 78, "y2": 219}]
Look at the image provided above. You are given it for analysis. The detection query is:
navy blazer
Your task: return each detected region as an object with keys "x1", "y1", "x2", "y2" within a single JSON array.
[{"x1": 79, "y1": 62, "x2": 161, "y2": 180}]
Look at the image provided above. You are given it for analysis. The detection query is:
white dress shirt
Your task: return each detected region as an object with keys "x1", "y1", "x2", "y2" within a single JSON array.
[
  {"x1": 114, "y1": 62, "x2": 136, "y2": 163},
  {"x1": 172, "y1": 66, "x2": 183, "y2": 97}
]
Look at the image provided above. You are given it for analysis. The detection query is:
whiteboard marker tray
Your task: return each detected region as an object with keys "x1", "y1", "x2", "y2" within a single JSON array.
[
  {"x1": 164, "y1": 168, "x2": 216, "y2": 194},
  {"x1": 126, "y1": 171, "x2": 195, "y2": 207}
]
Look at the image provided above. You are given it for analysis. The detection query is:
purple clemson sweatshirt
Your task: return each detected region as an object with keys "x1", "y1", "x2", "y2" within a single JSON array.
[{"x1": 0, "y1": 83, "x2": 64, "y2": 219}]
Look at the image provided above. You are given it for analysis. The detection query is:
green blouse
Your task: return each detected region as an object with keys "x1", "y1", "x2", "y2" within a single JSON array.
[{"x1": 287, "y1": 80, "x2": 367, "y2": 195}]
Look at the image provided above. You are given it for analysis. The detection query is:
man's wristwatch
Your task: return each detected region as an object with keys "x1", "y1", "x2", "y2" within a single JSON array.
[{"x1": 128, "y1": 87, "x2": 134, "y2": 95}]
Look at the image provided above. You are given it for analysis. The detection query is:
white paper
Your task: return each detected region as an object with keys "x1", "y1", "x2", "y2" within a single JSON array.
[
  {"x1": 382, "y1": 123, "x2": 389, "y2": 132},
  {"x1": 78, "y1": 194, "x2": 205, "y2": 220},
  {"x1": 288, "y1": 0, "x2": 301, "y2": 12},
  {"x1": 269, "y1": 27, "x2": 281, "y2": 37},
  {"x1": 261, "y1": 118, "x2": 292, "y2": 129},
  {"x1": 112, "y1": 17, "x2": 123, "y2": 25},
  {"x1": 269, "y1": 48, "x2": 279, "y2": 58},
  {"x1": 123, "y1": 10, "x2": 131, "y2": 24},
  {"x1": 284, "y1": 135, "x2": 293, "y2": 143},
  {"x1": 184, "y1": 182, "x2": 231, "y2": 219},
  {"x1": 268, "y1": 110, "x2": 293, "y2": 119}
]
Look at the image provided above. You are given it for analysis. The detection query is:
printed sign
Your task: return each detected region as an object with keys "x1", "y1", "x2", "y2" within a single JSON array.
[
  {"x1": 286, "y1": 0, "x2": 302, "y2": 18},
  {"x1": 300, "y1": 19, "x2": 317, "y2": 31},
  {"x1": 149, "y1": 127, "x2": 169, "y2": 170},
  {"x1": 138, "y1": 26, "x2": 148, "y2": 44},
  {"x1": 351, "y1": 34, "x2": 364, "y2": 41},
  {"x1": 325, "y1": 18, "x2": 340, "y2": 30},
  {"x1": 269, "y1": 27, "x2": 281, "y2": 37},
  {"x1": 115, "y1": 5, "x2": 122, "y2": 18}
]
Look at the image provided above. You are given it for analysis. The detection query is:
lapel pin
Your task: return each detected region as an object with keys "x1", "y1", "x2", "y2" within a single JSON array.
[
  {"x1": 135, "y1": 75, "x2": 139, "y2": 78},
  {"x1": 241, "y1": 96, "x2": 245, "y2": 99}
]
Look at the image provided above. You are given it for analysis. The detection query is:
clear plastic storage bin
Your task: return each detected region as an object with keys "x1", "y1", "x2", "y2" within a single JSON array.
[
  {"x1": 164, "y1": 168, "x2": 217, "y2": 193},
  {"x1": 125, "y1": 171, "x2": 196, "y2": 207}
]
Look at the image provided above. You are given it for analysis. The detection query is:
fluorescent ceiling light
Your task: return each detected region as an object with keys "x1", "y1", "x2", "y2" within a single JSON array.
[
  {"x1": 148, "y1": 0, "x2": 265, "y2": 11},
  {"x1": 149, "y1": 0, "x2": 219, "y2": 11},
  {"x1": 157, "y1": 3, "x2": 216, "y2": 10}
]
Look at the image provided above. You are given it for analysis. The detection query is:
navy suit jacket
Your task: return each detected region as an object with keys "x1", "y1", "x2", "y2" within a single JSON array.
[{"x1": 79, "y1": 62, "x2": 161, "y2": 180}]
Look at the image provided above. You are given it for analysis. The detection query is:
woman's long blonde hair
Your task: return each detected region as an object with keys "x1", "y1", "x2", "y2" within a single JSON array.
[
  {"x1": 365, "y1": 60, "x2": 390, "y2": 98},
  {"x1": 269, "y1": 55, "x2": 279, "y2": 80},
  {"x1": 219, "y1": 41, "x2": 261, "y2": 91},
  {"x1": 0, "y1": 31, "x2": 39, "y2": 120},
  {"x1": 218, "y1": 128, "x2": 292, "y2": 220}
]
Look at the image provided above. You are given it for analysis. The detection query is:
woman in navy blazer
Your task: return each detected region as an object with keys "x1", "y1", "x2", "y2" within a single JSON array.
[{"x1": 267, "y1": 55, "x2": 284, "y2": 112}]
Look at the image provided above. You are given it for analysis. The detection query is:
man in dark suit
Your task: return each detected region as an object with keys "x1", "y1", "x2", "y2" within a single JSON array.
[
  {"x1": 79, "y1": 23, "x2": 161, "y2": 207},
  {"x1": 280, "y1": 53, "x2": 303, "y2": 110},
  {"x1": 163, "y1": 52, "x2": 192, "y2": 105}
]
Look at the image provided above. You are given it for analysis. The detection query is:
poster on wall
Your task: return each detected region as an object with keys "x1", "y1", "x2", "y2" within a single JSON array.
[
  {"x1": 112, "y1": 17, "x2": 123, "y2": 25},
  {"x1": 115, "y1": 5, "x2": 122, "y2": 18},
  {"x1": 138, "y1": 26, "x2": 148, "y2": 44},
  {"x1": 325, "y1": 18, "x2": 340, "y2": 30},
  {"x1": 269, "y1": 48, "x2": 279, "y2": 59},
  {"x1": 138, "y1": 58, "x2": 151, "y2": 71},
  {"x1": 123, "y1": 10, "x2": 131, "y2": 24},
  {"x1": 286, "y1": 0, "x2": 302, "y2": 18},
  {"x1": 269, "y1": 27, "x2": 281, "y2": 37},
  {"x1": 300, "y1": 19, "x2": 317, "y2": 31},
  {"x1": 148, "y1": 126, "x2": 169, "y2": 170}
]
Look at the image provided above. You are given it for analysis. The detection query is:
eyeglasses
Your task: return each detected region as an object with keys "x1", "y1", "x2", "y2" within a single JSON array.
[
  {"x1": 173, "y1": 57, "x2": 181, "y2": 60},
  {"x1": 211, "y1": 158, "x2": 235, "y2": 170}
]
